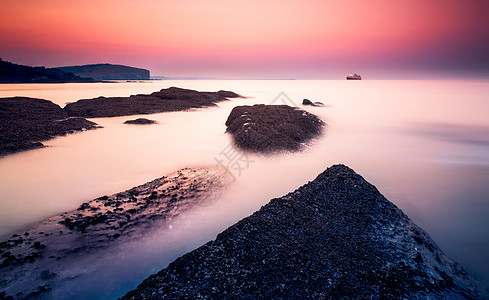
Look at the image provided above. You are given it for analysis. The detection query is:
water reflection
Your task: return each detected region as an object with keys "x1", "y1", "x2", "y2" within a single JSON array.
[{"x1": 409, "y1": 123, "x2": 489, "y2": 147}]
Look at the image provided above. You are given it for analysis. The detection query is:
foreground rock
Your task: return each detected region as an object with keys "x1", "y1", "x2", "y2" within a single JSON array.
[
  {"x1": 0, "y1": 97, "x2": 99, "y2": 156},
  {"x1": 225, "y1": 104, "x2": 324, "y2": 153},
  {"x1": 64, "y1": 87, "x2": 241, "y2": 118},
  {"x1": 0, "y1": 168, "x2": 226, "y2": 299},
  {"x1": 122, "y1": 165, "x2": 488, "y2": 299},
  {"x1": 124, "y1": 118, "x2": 157, "y2": 125}
]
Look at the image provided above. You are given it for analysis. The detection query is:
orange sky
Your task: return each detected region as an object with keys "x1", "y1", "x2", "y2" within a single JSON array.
[{"x1": 1, "y1": 0, "x2": 488, "y2": 78}]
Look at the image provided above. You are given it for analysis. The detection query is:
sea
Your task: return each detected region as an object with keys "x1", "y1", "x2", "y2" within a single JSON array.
[{"x1": 0, "y1": 80, "x2": 488, "y2": 298}]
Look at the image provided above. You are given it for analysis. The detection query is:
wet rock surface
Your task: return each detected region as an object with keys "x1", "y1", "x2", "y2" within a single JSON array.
[
  {"x1": 0, "y1": 97, "x2": 99, "y2": 156},
  {"x1": 122, "y1": 165, "x2": 488, "y2": 299},
  {"x1": 225, "y1": 104, "x2": 324, "y2": 153},
  {"x1": 0, "y1": 168, "x2": 226, "y2": 299},
  {"x1": 124, "y1": 118, "x2": 157, "y2": 125},
  {"x1": 64, "y1": 87, "x2": 241, "y2": 118}
]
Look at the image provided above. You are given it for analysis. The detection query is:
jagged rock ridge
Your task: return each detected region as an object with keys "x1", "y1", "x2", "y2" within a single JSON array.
[{"x1": 122, "y1": 165, "x2": 488, "y2": 299}]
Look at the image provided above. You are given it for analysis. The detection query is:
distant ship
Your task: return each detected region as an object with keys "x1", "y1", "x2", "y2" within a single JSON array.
[{"x1": 346, "y1": 73, "x2": 362, "y2": 80}]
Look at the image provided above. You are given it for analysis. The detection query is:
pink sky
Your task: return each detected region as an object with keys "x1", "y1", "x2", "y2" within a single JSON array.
[{"x1": 1, "y1": 0, "x2": 488, "y2": 78}]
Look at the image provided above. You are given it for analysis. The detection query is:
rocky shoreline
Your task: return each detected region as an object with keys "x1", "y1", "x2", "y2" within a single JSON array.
[
  {"x1": 0, "y1": 87, "x2": 241, "y2": 156},
  {"x1": 0, "y1": 168, "x2": 227, "y2": 299},
  {"x1": 225, "y1": 104, "x2": 324, "y2": 153},
  {"x1": 122, "y1": 165, "x2": 488, "y2": 299}
]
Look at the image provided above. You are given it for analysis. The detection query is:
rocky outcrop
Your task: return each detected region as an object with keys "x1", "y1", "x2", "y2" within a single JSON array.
[
  {"x1": 124, "y1": 118, "x2": 157, "y2": 125},
  {"x1": 302, "y1": 99, "x2": 324, "y2": 107},
  {"x1": 0, "y1": 97, "x2": 99, "y2": 156},
  {"x1": 64, "y1": 87, "x2": 241, "y2": 118},
  {"x1": 0, "y1": 88, "x2": 241, "y2": 156},
  {"x1": 122, "y1": 165, "x2": 488, "y2": 299},
  {"x1": 0, "y1": 59, "x2": 95, "y2": 83},
  {"x1": 225, "y1": 104, "x2": 324, "y2": 153},
  {"x1": 0, "y1": 168, "x2": 226, "y2": 299},
  {"x1": 57, "y1": 64, "x2": 150, "y2": 80}
]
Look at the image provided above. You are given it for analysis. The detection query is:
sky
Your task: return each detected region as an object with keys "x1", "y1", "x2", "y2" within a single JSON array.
[{"x1": 0, "y1": 0, "x2": 488, "y2": 79}]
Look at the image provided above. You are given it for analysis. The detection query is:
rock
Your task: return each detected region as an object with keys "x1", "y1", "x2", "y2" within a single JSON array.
[
  {"x1": 0, "y1": 168, "x2": 228, "y2": 299},
  {"x1": 302, "y1": 99, "x2": 324, "y2": 107},
  {"x1": 1, "y1": 87, "x2": 241, "y2": 156},
  {"x1": 124, "y1": 118, "x2": 157, "y2": 125},
  {"x1": 64, "y1": 87, "x2": 241, "y2": 118},
  {"x1": 0, "y1": 97, "x2": 100, "y2": 157},
  {"x1": 225, "y1": 104, "x2": 324, "y2": 153},
  {"x1": 0, "y1": 97, "x2": 67, "y2": 121},
  {"x1": 121, "y1": 165, "x2": 488, "y2": 299}
]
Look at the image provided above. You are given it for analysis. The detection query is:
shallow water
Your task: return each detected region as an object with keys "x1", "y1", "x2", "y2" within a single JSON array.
[{"x1": 0, "y1": 80, "x2": 488, "y2": 297}]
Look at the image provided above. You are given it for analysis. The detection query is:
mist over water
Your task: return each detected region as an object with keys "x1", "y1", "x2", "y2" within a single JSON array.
[{"x1": 1, "y1": 80, "x2": 488, "y2": 297}]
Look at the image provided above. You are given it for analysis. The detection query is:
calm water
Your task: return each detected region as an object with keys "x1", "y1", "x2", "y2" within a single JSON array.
[{"x1": 0, "y1": 80, "x2": 488, "y2": 298}]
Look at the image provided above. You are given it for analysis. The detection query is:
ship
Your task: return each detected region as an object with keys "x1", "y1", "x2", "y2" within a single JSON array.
[{"x1": 346, "y1": 73, "x2": 362, "y2": 80}]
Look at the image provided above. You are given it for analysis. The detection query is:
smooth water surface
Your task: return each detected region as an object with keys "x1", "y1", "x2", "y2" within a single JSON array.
[{"x1": 0, "y1": 80, "x2": 488, "y2": 297}]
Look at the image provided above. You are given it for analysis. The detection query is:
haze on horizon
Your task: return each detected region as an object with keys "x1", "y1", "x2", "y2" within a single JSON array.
[{"x1": 1, "y1": 0, "x2": 488, "y2": 79}]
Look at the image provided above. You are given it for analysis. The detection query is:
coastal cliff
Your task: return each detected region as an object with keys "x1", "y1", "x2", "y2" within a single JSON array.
[
  {"x1": 64, "y1": 87, "x2": 241, "y2": 118},
  {"x1": 57, "y1": 64, "x2": 150, "y2": 80},
  {"x1": 0, "y1": 59, "x2": 94, "y2": 83},
  {"x1": 122, "y1": 165, "x2": 488, "y2": 299}
]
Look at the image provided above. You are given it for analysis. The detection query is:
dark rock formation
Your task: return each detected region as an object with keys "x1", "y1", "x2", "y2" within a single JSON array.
[
  {"x1": 347, "y1": 73, "x2": 362, "y2": 80},
  {"x1": 0, "y1": 87, "x2": 241, "y2": 156},
  {"x1": 0, "y1": 97, "x2": 99, "y2": 156},
  {"x1": 0, "y1": 168, "x2": 226, "y2": 299},
  {"x1": 0, "y1": 58, "x2": 95, "y2": 83},
  {"x1": 64, "y1": 87, "x2": 241, "y2": 118},
  {"x1": 124, "y1": 118, "x2": 157, "y2": 125},
  {"x1": 57, "y1": 64, "x2": 150, "y2": 80},
  {"x1": 122, "y1": 165, "x2": 488, "y2": 299},
  {"x1": 302, "y1": 99, "x2": 324, "y2": 107},
  {"x1": 225, "y1": 104, "x2": 324, "y2": 153}
]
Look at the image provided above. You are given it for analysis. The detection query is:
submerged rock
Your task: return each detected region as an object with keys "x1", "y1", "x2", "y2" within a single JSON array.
[
  {"x1": 225, "y1": 104, "x2": 324, "y2": 153},
  {"x1": 122, "y1": 165, "x2": 488, "y2": 299},
  {"x1": 124, "y1": 118, "x2": 157, "y2": 125},
  {"x1": 0, "y1": 168, "x2": 227, "y2": 299}
]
